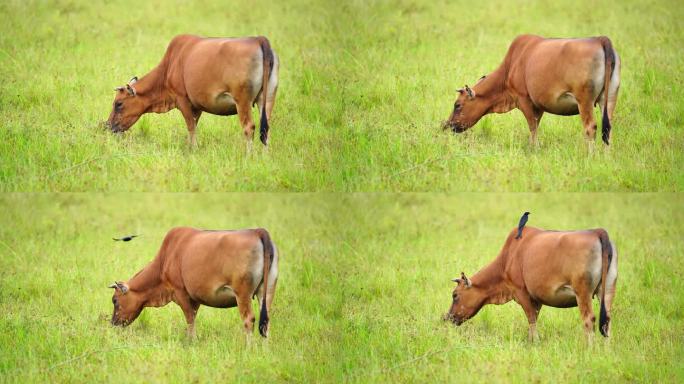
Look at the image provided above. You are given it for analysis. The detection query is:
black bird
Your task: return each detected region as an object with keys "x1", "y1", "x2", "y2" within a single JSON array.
[
  {"x1": 113, "y1": 234, "x2": 139, "y2": 242},
  {"x1": 516, "y1": 212, "x2": 530, "y2": 239}
]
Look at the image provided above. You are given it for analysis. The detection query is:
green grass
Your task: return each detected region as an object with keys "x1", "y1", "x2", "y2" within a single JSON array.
[
  {"x1": 1, "y1": 194, "x2": 682, "y2": 382},
  {"x1": 1, "y1": 0, "x2": 682, "y2": 191}
]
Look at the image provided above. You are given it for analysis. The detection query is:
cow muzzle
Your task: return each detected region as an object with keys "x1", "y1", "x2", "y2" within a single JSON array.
[
  {"x1": 109, "y1": 122, "x2": 124, "y2": 133},
  {"x1": 443, "y1": 313, "x2": 464, "y2": 326},
  {"x1": 443, "y1": 120, "x2": 467, "y2": 133},
  {"x1": 110, "y1": 316, "x2": 131, "y2": 327}
]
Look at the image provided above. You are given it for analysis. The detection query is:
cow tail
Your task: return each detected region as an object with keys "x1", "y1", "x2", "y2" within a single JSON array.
[
  {"x1": 597, "y1": 229, "x2": 613, "y2": 337},
  {"x1": 598, "y1": 36, "x2": 615, "y2": 145},
  {"x1": 257, "y1": 36, "x2": 274, "y2": 145},
  {"x1": 256, "y1": 228, "x2": 274, "y2": 337}
]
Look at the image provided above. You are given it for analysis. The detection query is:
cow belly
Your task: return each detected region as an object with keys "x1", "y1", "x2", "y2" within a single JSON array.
[
  {"x1": 540, "y1": 92, "x2": 580, "y2": 116},
  {"x1": 207, "y1": 92, "x2": 238, "y2": 116},
  {"x1": 540, "y1": 285, "x2": 578, "y2": 308},
  {"x1": 196, "y1": 285, "x2": 238, "y2": 308}
]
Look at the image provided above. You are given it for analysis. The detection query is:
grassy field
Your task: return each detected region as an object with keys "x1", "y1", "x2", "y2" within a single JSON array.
[
  {"x1": 0, "y1": 0, "x2": 682, "y2": 191},
  {"x1": 1, "y1": 193, "x2": 682, "y2": 382}
]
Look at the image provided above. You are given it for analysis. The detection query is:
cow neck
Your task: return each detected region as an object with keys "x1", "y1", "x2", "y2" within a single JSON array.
[
  {"x1": 475, "y1": 67, "x2": 515, "y2": 114},
  {"x1": 472, "y1": 257, "x2": 512, "y2": 305},
  {"x1": 135, "y1": 65, "x2": 176, "y2": 114},
  {"x1": 127, "y1": 256, "x2": 173, "y2": 308}
]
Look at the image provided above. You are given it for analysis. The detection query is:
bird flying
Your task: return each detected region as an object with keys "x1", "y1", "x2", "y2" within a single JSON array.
[{"x1": 113, "y1": 235, "x2": 140, "y2": 242}]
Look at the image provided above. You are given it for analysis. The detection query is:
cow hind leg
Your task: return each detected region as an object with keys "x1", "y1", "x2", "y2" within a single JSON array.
[
  {"x1": 266, "y1": 276, "x2": 277, "y2": 316},
  {"x1": 574, "y1": 285, "x2": 596, "y2": 343},
  {"x1": 265, "y1": 84, "x2": 278, "y2": 124},
  {"x1": 603, "y1": 56, "x2": 621, "y2": 145},
  {"x1": 600, "y1": 244, "x2": 618, "y2": 337},
  {"x1": 577, "y1": 99, "x2": 598, "y2": 143},
  {"x1": 236, "y1": 294, "x2": 256, "y2": 336},
  {"x1": 235, "y1": 99, "x2": 256, "y2": 151}
]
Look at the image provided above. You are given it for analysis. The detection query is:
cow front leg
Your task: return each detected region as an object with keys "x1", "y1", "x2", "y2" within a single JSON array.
[
  {"x1": 174, "y1": 292, "x2": 200, "y2": 340},
  {"x1": 514, "y1": 290, "x2": 542, "y2": 342},
  {"x1": 518, "y1": 99, "x2": 543, "y2": 147},
  {"x1": 178, "y1": 99, "x2": 200, "y2": 148}
]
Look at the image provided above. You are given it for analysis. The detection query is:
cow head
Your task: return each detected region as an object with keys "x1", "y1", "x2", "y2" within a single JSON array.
[
  {"x1": 108, "y1": 281, "x2": 143, "y2": 327},
  {"x1": 443, "y1": 81, "x2": 488, "y2": 133},
  {"x1": 106, "y1": 77, "x2": 145, "y2": 133},
  {"x1": 444, "y1": 272, "x2": 485, "y2": 325}
]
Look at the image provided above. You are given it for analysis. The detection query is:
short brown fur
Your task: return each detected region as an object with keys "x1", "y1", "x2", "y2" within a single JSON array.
[
  {"x1": 444, "y1": 35, "x2": 621, "y2": 145},
  {"x1": 109, "y1": 227, "x2": 279, "y2": 338},
  {"x1": 445, "y1": 226, "x2": 618, "y2": 342},
  {"x1": 106, "y1": 35, "x2": 279, "y2": 147}
]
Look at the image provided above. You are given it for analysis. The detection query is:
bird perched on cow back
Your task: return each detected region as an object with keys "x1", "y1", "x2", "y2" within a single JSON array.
[
  {"x1": 113, "y1": 235, "x2": 139, "y2": 242},
  {"x1": 516, "y1": 212, "x2": 530, "y2": 239}
]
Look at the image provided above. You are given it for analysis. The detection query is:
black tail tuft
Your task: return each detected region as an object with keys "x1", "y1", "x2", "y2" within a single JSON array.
[
  {"x1": 599, "y1": 301, "x2": 609, "y2": 337},
  {"x1": 601, "y1": 108, "x2": 611, "y2": 145},
  {"x1": 259, "y1": 105, "x2": 269, "y2": 145},
  {"x1": 598, "y1": 36, "x2": 615, "y2": 146},
  {"x1": 258, "y1": 299, "x2": 269, "y2": 337},
  {"x1": 597, "y1": 229, "x2": 613, "y2": 337}
]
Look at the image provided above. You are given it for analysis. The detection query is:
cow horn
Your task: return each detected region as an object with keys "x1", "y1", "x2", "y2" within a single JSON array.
[
  {"x1": 115, "y1": 86, "x2": 125, "y2": 92},
  {"x1": 451, "y1": 278, "x2": 462, "y2": 283},
  {"x1": 464, "y1": 85, "x2": 475, "y2": 99},
  {"x1": 125, "y1": 84, "x2": 136, "y2": 96},
  {"x1": 109, "y1": 282, "x2": 129, "y2": 294},
  {"x1": 460, "y1": 272, "x2": 472, "y2": 287},
  {"x1": 129, "y1": 76, "x2": 138, "y2": 84}
]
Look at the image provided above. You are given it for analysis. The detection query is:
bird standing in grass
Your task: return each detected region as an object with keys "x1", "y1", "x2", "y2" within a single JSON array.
[
  {"x1": 113, "y1": 235, "x2": 139, "y2": 242},
  {"x1": 516, "y1": 212, "x2": 530, "y2": 239}
]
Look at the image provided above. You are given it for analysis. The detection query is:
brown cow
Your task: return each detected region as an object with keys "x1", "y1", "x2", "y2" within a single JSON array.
[
  {"x1": 444, "y1": 35, "x2": 621, "y2": 145},
  {"x1": 106, "y1": 35, "x2": 279, "y2": 147},
  {"x1": 109, "y1": 227, "x2": 279, "y2": 338},
  {"x1": 444, "y1": 226, "x2": 618, "y2": 342}
]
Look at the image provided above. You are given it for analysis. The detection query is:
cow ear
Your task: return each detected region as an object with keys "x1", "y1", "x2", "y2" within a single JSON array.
[
  {"x1": 110, "y1": 281, "x2": 129, "y2": 294},
  {"x1": 125, "y1": 84, "x2": 136, "y2": 96},
  {"x1": 451, "y1": 278, "x2": 462, "y2": 284},
  {"x1": 465, "y1": 85, "x2": 475, "y2": 99},
  {"x1": 457, "y1": 88, "x2": 465, "y2": 95},
  {"x1": 115, "y1": 86, "x2": 125, "y2": 92},
  {"x1": 460, "y1": 272, "x2": 472, "y2": 287},
  {"x1": 117, "y1": 282, "x2": 129, "y2": 294},
  {"x1": 129, "y1": 76, "x2": 138, "y2": 84}
]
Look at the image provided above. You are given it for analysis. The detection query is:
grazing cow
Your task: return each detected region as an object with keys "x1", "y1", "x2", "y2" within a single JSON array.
[
  {"x1": 106, "y1": 35, "x2": 279, "y2": 147},
  {"x1": 444, "y1": 35, "x2": 621, "y2": 145},
  {"x1": 109, "y1": 227, "x2": 279, "y2": 338},
  {"x1": 444, "y1": 226, "x2": 618, "y2": 342}
]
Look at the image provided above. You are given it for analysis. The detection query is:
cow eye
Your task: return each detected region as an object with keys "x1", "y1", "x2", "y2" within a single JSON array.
[
  {"x1": 115, "y1": 101, "x2": 123, "y2": 111},
  {"x1": 112, "y1": 297, "x2": 117, "y2": 305},
  {"x1": 454, "y1": 102, "x2": 460, "y2": 110}
]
